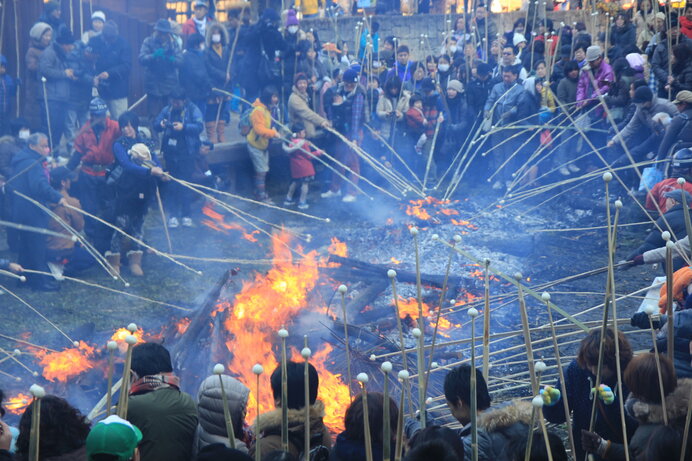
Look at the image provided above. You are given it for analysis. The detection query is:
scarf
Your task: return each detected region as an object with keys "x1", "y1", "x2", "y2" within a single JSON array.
[
  {"x1": 212, "y1": 42, "x2": 223, "y2": 58},
  {"x1": 129, "y1": 372, "x2": 181, "y2": 395},
  {"x1": 193, "y1": 16, "x2": 207, "y2": 36}
]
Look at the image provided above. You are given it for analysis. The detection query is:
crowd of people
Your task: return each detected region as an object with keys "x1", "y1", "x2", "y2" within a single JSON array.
[
  {"x1": 0, "y1": 0, "x2": 692, "y2": 289},
  {"x1": 0, "y1": 328, "x2": 691, "y2": 460}
]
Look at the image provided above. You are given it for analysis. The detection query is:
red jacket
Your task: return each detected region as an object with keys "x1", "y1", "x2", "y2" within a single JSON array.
[
  {"x1": 282, "y1": 138, "x2": 322, "y2": 179},
  {"x1": 646, "y1": 178, "x2": 692, "y2": 212},
  {"x1": 74, "y1": 117, "x2": 121, "y2": 174},
  {"x1": 682, "y1": 16, "x2": 692, "y2": 40}
]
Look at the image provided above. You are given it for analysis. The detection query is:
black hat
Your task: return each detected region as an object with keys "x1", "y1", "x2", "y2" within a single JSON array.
[
  {"x1": 50, "y1": 166, "x2": 77, "y2": 186},
  {"x1": 477, "y1": 62, "x2": 492, "y2": 76},
  {"x1": 154, "y1": 18, "x2": 173, "y2": 34},
  {"x1": 55, "y1": 25, "x2": 74, "y2": 45},
  {"x1": 560, "y1": 44, "x2": 572, "y2": 58},
  {"x1": 664, "y1": 188, "x2": 692, "y2": 204},
  {"x1": 632, "y1": 86, "x2": 653, "y2": 104},
  {"x1": 291, "y1": 122, "x2": 305, "y2": 133},
  {"x1": 421, "y1": 77, "x2": 436, "y2": 91}
]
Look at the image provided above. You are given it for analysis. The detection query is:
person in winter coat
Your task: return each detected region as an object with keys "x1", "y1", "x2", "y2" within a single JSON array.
[
  {"x1": 64, "y1": 39, "x2": 95, "y2": 154},
  {"x1": 441, "y1": 79, "x2": 469, "y2": 166},
  {"x1": 204, "y1": 23, "x2": 231, "y2": 143},
  {"x1": 182, "y1": 0, "x2": 213, "y2": 39},
  {"x1": 581, "y1": 353, "x2": 684, "y2": 460},
  {"x1": 609, "y1": 13, "x2": 636, "y2": 60},
  {"x1": 139, "y1": 19, "x2": 183, "y2": 118},
  {"x1": 154, "y1": 88, "x2": 204, "y2": 227},
  {"x1": 15, "y1": 395, "x2": 90, "y2": 461},
  {"x1": 628, "y1": 189, "x2": 691, "y2": 259},
  {"x1": 282, "y1": 123, "x2": 323, "y2": 209},
  {"x1": 576, "y1": 45, "x2": 615, "y2": 115},
  {"x1": 81, "y1": 10, "x2": 105, "y2": 44},
  {"x1": 25, "y1": 22, "x2": 53, "y2": 129},
  {"x1": 467, "y1": 63, "x2": 493, "y2": 116},
  {"x1": 180, "y1": 33, "x2": 212, "y2": 117},
  {"x1": 196, "y1": 373, "x2": 251, "y2": 453},
  {"x1": 127, "y1": 343, "x2": 198, "y2": 461},
  {"x1": 657, "y1": 91, "x2": 692, "y2": 162},
  {"x1": 0, "y1": 56, "x2": 17, "y2": 136},
  {"x1": 107, "y1": 112, "x2": 166, "y2": 277},
  {"x1": 376, "y1": 76, "x2": 410, "y2": 148},
  {"x1": 10, "y1": 133, "x2": 66, "y2": 291},
  {"x1": 89, "y1": 20, "x2": 131, "y2": 120},
  {"x1": 331, "y1": 392, "x2": 398, "y2": 461},
  {"x1": 249, "y1": 362, "x2": 332, "y2": 458},
  {"x1": 37, "y1": 1, "x2": 66, "y2": 34},
  {"x1": 645, "y1": 148, "x2": 692, "y2": 213},
  {"x1": 288, "y1": 73, "x2": 330, "y2": 142},
  {"x1": 241, "y1": 9, "x2": 286, "y2": 103},
  {"x1": 669, "y1": 43, "x2": 692, "y2": 95},
  {"x1": 543, "y1": 329, "x2": 637, "y2": 461},
  {"x1": 38, "y1": 26, "x2": 77, "y2": 153},
  {"x1": 71, "y1": 98, "x2": 121, "y2": 254},
  {"x1": 484, "y1": 65, "x2": 526, "y2": 190},
  {"x1": 246, "y1": 86, "x2": 279, "y2": 203},
  {"x1": 651, "y1": 13, "x2": 691, "y2": 98}
]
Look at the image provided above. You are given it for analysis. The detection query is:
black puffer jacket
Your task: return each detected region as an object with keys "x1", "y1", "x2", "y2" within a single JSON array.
[{"x1": 629, "y1": 204, "x2": 688, "y2": 257}]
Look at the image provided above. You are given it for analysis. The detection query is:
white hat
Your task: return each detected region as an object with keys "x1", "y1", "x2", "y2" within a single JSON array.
[
  {"x1": 513, "y1": 33, "x2": 527, "y2": 47},
  {"x1": 91, "y1": 11, "x2": 106, "y2": 22}
]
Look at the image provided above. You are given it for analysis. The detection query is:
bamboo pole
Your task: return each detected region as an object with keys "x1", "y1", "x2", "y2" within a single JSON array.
[
  {"x1": 382, "y1": 362, "x2": 392, "y2": 461},
  {"x1": 411, "y1": 226, "x2": 426, "y2": 426},
  {"x1": 252, "y1": 364, "x2": 264, "y2": 461},
  {"x1": 338, "y1": 285, "x2": 354, "y2": 401},
  {"x1": 214, "y1": 364, "x2": 237, "y2": 449},
  {"x1": 357, "y1": 373, "x2": 374, "y2": 461},
  {"x1": 155, "y1": 186, "x2": 173, "y2": 254},
  {"x1": 666, "y1": 240, "x2": 675, "y2": 363},
  {"x1": 28, "y1": 384, "x2": 45, "y2": 461},
  {"x1": 482, "y1": 258, "x2": 491, "y2": 381},
  {"x1": 105, "y1": 341, "x2": 117, "y2": 417},
  {"x1": 41, "y1": 78, "x2": 54, "y2": 151},
  {"x1": 116, "y1": 327, "x2": 138, "y2": 419},
  {"x1": 469, "y1": 307, "x2": 480, "y2": 461},
  {"x1": 645, "y1": 311, "x2": 668, "y2": 426},
  {"x1": 394, "y1": 370, "x2": 408, "y2": 461},
  {"x1": 302, "y1": 338, "x2": 312, "y2": 458},
  {"x1": 516, "y1": 272, "x2": 538, "y2": 396},
  {"x1": 278, "y1": 328, "x2": 289, "y2": 452}
]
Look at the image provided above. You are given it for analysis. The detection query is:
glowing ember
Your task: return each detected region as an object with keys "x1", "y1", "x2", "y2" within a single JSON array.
[
  {"x1": 33, "y1": 341, "x2": 95, "y2": 382},
  {"x1": 403, "y1": 197, "x2": 477, "y2": 231},
  {"x1": 110, "y1": 327, "x2": 144, "y2": 353},
  {"x1": 5, "y1": 393, "x2": 31, "y2": 415},
  {"x1": 221, "y1": 231, "x2": 350, "y2": 429},
  {"x1": 328, "y1": 237, "x2": 348, "y2": 258},
  {"x1": 201, "y1": 203, "x2": 260, "y2": 242},
  {"x1": 175, "y1": 318, "x2": 191, "y2": 335},
  {"x1": 394, "y1": 297, "x2": 455, "y2": 333},
  {"x1": 390, "y1": 257, "x2": 402, "y2": 265}
]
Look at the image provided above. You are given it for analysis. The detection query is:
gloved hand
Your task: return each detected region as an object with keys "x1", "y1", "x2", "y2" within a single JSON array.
[
  {"x1": 540, "y1": 385, "x2": 561, "y2": 406},
  {"x1": 593, "y1": 384, "x2": 615, "y2": 405},
  {"x1": 153, "y1": 48, "x2": 166, "y2": 59},
  {"x1": 631, "y1": 311, "x2": 651, "y2": 329},
  {"x1": 581, "y1": 430, "x2": 610, "y2": 456},
  {"x1": 630, "y1": 254, "x2": 644, "y2": 266}
]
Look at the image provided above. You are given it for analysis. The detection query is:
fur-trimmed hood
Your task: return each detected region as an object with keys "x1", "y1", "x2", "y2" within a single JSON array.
[
  {"x1": 478, "y1": 400, "x2": 534, "y2": 432},
  {"x1": 626, "y1": 379, "x2": 692, "y2": 425},
  {"x1": 253, "y1": 399, "x2": 327, "y2": 434},
  {"x1": 205, "y1": 23, "x2": 230, "y2": 48}
]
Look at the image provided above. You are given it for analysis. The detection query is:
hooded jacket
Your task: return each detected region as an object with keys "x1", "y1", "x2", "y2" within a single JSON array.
[
  {"x1": 249, "y1": 400, "x2": 332, "y2": 458},
  {"x1": 288, "y1": 86, "x2": 328, "y2": 139},
  {"x1": 630, "y1": 204, "x2": 689, "y2": 258},
  {"x1": 247, "y1": 99, "x2": 279, "y2": 150},
  {"x1": 205, "y1": 26, "x2": 231, "y2": 91},
  {"x1": 652, "y1": 35, "x2": 692, "y2": 87},
  {"x1": 9, "y1": 146, "x2": 62, "y2": 226},
  {"x1": 138, "y1": 33, "x2": 183, "y2": 97},
  {"x1": 195, "y1": 374, "x2": 250, "y2": 453},
  {"x1": 602, "y1": 379, "x2": 692, "y2": 460},
  {"x1": 180, "y1": 47, "x2": 212, "y2": 101}
]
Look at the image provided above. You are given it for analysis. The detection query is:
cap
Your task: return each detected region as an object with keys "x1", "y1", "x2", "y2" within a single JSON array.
[
  {"x1": 87, "y1": 415, "x2": 142, "y2": 461},
  {"x1": 193, "y1": 0, "x2": 209, "y2": 8},
  {"x1": 55, "y1": 26, "x2": 75, "y2": 45},
  {"x1": 664, "y1": 188, "x2": 692, "y2": 204},
  {"x1": 477, "y1": 62, "x2": 492, "y2": 76},
  {"x1": 447, "y1": 79, "x2": 463, "y2": 93},
  {"x1": 343, "y1": 68, "x2": 359, "y2": 83},
  {"x1": 673, "y1": 90, "x2": 692, "y2": 105},
  {"x1": 632, "y1": 86, "x2": 653, "y2": 104},
  {"x1": 50, "y1": 166, "x2": 77, "y2": 184},
  {"x1": 89, "y1": 98, "x2": 108, "y2": 116},
  {"x1": 421, "y1": 77, "x2": 436, "y2": 91},
  {"x1": 154, "y1": 18, "x2": 173, "y2": 34},
  {"x1": 91, "y1": 11, "x2": 106, "y2": 22},
  {"x1": 585, "y1": 45, "x2": 602, "y2": 62}
]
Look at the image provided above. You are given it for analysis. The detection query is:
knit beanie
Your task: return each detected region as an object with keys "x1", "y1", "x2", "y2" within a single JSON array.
[
  {"x1": 447, "y1": 79, "x2": 463, "y2": 93},
  {"x1": 29, "y1": 22, "x2": 52, "y2": 41},
  {"x1": 286, "y1": 9, "x2": 299, "y2": 27}
]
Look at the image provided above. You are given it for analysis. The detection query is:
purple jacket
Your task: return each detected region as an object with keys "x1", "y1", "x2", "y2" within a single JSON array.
[{"x1": 576, "y1": 61, "x2": 615, "y2": 108}]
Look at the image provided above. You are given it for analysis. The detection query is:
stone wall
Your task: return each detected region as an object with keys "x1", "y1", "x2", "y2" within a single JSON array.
[{"x1": 302, "y1": 10, "x2": 592, "y2": 60}]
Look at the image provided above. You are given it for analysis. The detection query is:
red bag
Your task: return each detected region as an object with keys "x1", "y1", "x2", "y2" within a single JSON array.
[{"x1": 540, "y1": 129, "x2": 553, "y2": 146}]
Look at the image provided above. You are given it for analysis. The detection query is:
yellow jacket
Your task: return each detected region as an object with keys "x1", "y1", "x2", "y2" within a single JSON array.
[
  {"x1": 296, "y1": 0, "x2": 324, "y2": 16},
  {"x1": 246, "y1": 99, "x2": 279, "y2": 150}
]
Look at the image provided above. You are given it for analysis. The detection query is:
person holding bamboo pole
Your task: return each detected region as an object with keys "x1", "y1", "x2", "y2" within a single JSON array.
[
  {"x1": 249, "y1": 361, "x2": 331, "y2": 458},
  {"x1": 195, "y1": 372, "x2": 252, "y2": 452},
  {"x1": 330, "y1": 392, "x2": 398, "y2": 461},
  {"x1": 542, "y1": 329, "x2": 636, "y2": 461},
  {"x1": 126, "y1": 343, "x2": 198, "y2": 461},
  {"x1": 651, "y1": 12, "x2": 688, "y2": 98}
]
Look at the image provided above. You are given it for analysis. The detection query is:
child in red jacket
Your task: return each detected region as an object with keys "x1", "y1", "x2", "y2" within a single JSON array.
[
  {"x1": 282, "y1": 123, "x2": 323, "y2": 210},
  {"x1": 405, "y1": 94, "x2": 428, "y2": 154}
]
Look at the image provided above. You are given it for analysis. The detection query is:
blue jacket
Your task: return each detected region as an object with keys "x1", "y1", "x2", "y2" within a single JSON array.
[
  {"x1": 484, "y1": 80, "x2": 526, "y2": 126},
  {"x1": 9, "y1": 147, "x2": 62, "y2": 226},
  {"x1": 154, "y1": 102, "x2": 204, "y2": 158},
  {"x1": 542, "y1": 360, "x2": 638, "y2": 461},
  {"x1": 0, "y1": 73, "x2": 16, "y2": 118}
]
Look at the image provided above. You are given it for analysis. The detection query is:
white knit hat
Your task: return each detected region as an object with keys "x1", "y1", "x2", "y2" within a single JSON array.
[
  {"x1": 513, "y1": 33, "x2": 527, "y2": 47},
  {"x1": 91, "y1": 10, "x2": 106, "y2": 22}
]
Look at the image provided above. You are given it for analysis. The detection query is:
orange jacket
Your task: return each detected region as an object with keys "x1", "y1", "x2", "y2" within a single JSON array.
[
  {"x1": 246, "y1": 99, "x2": 278, "y2": 150},
  {"x1": 658, "y1": 266, "x2": 692, "y2": 313}
]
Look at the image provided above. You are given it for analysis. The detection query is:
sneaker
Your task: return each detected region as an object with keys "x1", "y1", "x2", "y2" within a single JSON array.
[
  {"x1": 559, "y1": 166, "x2": 571, "y2": 176},
  {"x1": 262, "y1": 196, "x2": 275, "y2": 205},
  {"x1": 568, "y1": 164, "x2": 581, "y2": 173},
  {"x1": 47, "y1": 262, "x2": 65, "y2": 281},
  {"x1": 492, "y1": 181, "x2": 503, "y2": 190},
  {"x1": 181, "y1": 217, "x2": 193, "y2": 227},
  {"x1": 168, "y1": 217, "x2": 179, "y2": 228},
  {"x1": 283, "y1": 199, "x2": 296, "y2": 206},
  {"x1": 321, "y1": 190, "x2": 341, "y2": 199},
  {"x1": 298, "y1": 202, "x2": 309, "y2": 210},
  {"x1": 342, "y1": 194, "x2": 357, "y2": 203}
]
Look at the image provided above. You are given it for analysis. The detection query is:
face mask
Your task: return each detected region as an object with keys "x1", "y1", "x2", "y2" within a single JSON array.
[
  {"x1": 211, "y1": 33, "x2": 221, "y2": 43},
  {"x1": 438, "y1": 64, "x2": 450, "y2": 72},
  {"x1": 18, "y1": 129, "x2": 30, "y2": 140},
  {"x1": 449, "y1": 45, "x2": 458, "y2": 53},
  {"x1": 200, "y1": 44, "x2": 205, "y2": 51},
  {"x1": 288, "y1": 26, "x2": 298, "y2": 34}
]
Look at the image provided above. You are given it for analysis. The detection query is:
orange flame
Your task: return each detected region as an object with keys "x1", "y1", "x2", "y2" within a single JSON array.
[
  {"x1": 201, "y1": 203, "x2": 260, "y2": 242},
  {"x1": 328, "y1": 237, "x2": 348, "y2": 258},
  {"x1": 221, "y1": 231, "x2": 350, "y2": 430},
  {"x1": 176, "y1": 317, "x2": 191, "y2": 335},
  {"x1": 394, "y1": 297, "x2": 454, "y2": 331},
  {"x1": 5, "y1": 393, "x2": 31, "y2": 415},
  {"x1": 390, "y1": 257, "x2": 402, "y2": 265},
  {"x1": 33, "y1": 341, "x2": 95, "y2": 382},
  {"x1": 110, "y1": 328, "x2": 144, "y2": 353}
]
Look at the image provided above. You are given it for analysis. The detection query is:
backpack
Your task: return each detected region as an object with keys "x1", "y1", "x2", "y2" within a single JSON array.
[
  {"x1": 238, "y1": 107, "x2": 254, "y2": 136},
  {"x1": 264, "y1": 428, "x2": 329, "y2": 461}
]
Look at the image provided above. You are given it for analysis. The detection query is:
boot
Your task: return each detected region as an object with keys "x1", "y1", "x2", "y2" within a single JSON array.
[
  {"x1": 105, "y1": 252, "x2": 120, "y2": 276},
  {"x1": 127, "y1": 250, "x2": 144, "y2": 277},
  {"x1": 205, "y1": 122, "x2": 218, "y2": 144},
  {"x1": 216, "y1": 120, "x2": 226, "y2": 143}
]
